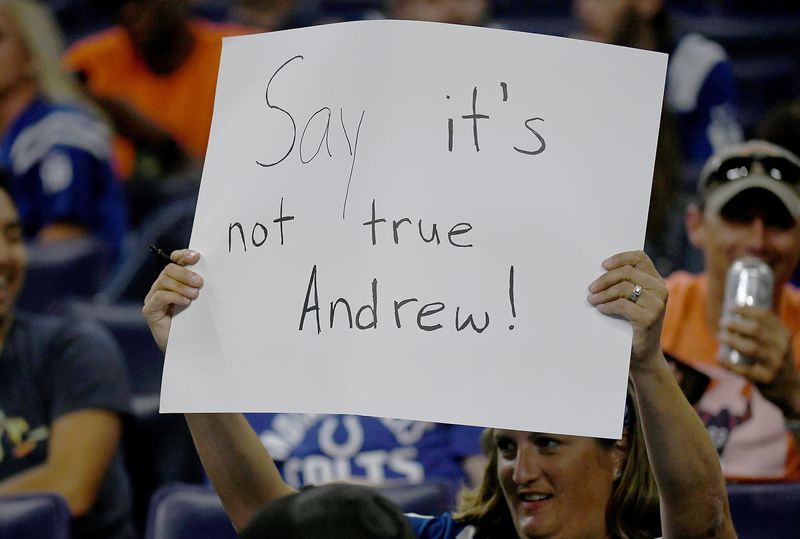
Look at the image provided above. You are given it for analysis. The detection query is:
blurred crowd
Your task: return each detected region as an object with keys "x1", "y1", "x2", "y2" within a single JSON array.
[{"x1": 0, "y1": 1, "x2": 799, "y2": 538}]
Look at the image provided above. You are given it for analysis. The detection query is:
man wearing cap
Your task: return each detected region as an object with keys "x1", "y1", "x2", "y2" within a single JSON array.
[{"x1": 662, "y1": 139, "x2": 800, "y2": 481}]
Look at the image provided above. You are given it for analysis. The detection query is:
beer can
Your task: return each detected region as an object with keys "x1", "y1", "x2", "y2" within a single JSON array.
[{"x1": 720, "y1": 256, "x2": 774, "y2": 366}]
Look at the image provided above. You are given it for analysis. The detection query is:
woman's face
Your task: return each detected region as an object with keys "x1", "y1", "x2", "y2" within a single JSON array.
[
  {"x1": 0, "y1": 7, "x2": 32, "y2": 99},
  {"x1": 494, "y1": 430, "x2": 625, "y2": 538}
]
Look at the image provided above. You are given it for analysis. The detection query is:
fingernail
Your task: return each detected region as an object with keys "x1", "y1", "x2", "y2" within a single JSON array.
[{"x1": 190, "y1": 274, "x2": 202, "y2": 286}]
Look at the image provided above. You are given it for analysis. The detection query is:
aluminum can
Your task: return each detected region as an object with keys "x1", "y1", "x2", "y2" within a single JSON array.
[{"x1": 720, "y1": 256, "x2": 774, "y2": 366}]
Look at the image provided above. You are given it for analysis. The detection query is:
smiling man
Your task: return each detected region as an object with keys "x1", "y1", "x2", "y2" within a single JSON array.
[{"x1": 662, "y1": 139, "x2": 800, "y2": 481}]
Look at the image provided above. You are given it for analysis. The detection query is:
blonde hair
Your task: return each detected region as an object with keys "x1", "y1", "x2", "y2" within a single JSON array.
[
  {"x1": 455, "y1": 381, "x2": 662, "y2": 538},
  {"x1": 0, "y1": 0, "x2": 81, "y2": 103}
]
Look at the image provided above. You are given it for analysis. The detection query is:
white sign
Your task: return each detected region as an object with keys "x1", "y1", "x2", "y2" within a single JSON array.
[{"x1": 162, "y1": 20, "x2": 666, "y2": 439}]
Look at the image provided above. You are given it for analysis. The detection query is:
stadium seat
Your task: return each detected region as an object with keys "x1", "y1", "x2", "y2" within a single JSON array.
[
  {"x1": 62, "y1": 300, "x2": 165, "y2": 394},
  {"x1": 0, "y1": 493, "x2": 70, "y2": 539},
  {"x1": 145, "y1": 484, "x2": 237, "y2": 539},
  {"x1": 727, "y1": 481, "x2": 800, "y2": 539},
  {"x1": 18, "y1": 236, "x2": 111, "y2": 313},
  {"x1": 97, "y1": 196, "x2": 197, "y2": 304}
]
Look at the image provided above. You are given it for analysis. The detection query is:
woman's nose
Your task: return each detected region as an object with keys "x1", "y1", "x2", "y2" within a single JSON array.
[{"x1": 512, "y1": 444, "x2": 542, "y2": 485}]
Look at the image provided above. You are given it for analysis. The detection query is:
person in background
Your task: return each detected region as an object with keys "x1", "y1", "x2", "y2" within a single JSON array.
[
  {"x1": 229, "y1": 0, "x2": 318, "y2": 32},
  {"x1": 572, "y1": 0, "x2": 743, "y2": 165},
  {"x1": 387, "y1": 0, "x2": 490, "y2": 26},
  {"x1": 0, "y1": 0, "x2": 127, "y2": 263},
  {"x1": 143, "y1": 248, "x2": 736, "y2": 538},
  {"x1": 662, "y1": 139, "x2": 800, "y2": 481},
  {"x1": 63, "y1": 0, "x2": 254, "y2": 184},
  {"x1": 0, "y1": 174, "x2": 134, "y2": 538}
]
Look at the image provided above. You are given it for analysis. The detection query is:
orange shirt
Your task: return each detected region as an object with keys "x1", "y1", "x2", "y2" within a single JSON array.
[
  {"x1": 662, "y1": 271, "x2": 800, "y2": 481},
  {"x1": 64, "y1": 20, "x2": 253, "y2": 178}
]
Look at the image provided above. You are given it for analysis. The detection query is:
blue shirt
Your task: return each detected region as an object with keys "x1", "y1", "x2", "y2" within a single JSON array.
[
  {"x1": 247, "y1": 413, "x2": 483, "y2": 494},
  {"x1": 666, "y1": 33, "x2": 743, "y2": 165},
  {"x1": 0, "y1": 97, "x2": 127, "y2": 261},
  {"x1": 407, "y1": 513, "x2": 475, "y2": 539}
]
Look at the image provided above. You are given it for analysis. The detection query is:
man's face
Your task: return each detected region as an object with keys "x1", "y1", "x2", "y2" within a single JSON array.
[
  {"x1": 118, "y1": 0, "x2": 190, "y2": 59},
  {"x1": 694, "y1": 189, "x2": 800, "y2": 290},
  {"x1": 0, "y1": 189, "x2": 26, "y2": 324}
]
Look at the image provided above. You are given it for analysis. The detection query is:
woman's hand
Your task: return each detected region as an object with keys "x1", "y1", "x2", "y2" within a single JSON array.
[
  {"x1": 587, "y1": 250, "x2": 668, "y2": 370},
  {"x1": 142, "y1": 249, "x2": 203, "y2": 353}
]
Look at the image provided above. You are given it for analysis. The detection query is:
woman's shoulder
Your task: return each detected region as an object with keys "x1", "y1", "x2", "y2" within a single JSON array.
[{"x1": 406, "y1": 513, "x2": 476, "y2": 539}]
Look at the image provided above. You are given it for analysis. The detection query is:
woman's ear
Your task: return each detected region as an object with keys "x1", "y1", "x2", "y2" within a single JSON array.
[{"x1": 611, "y1": 433, "x2": 631, "y2": 480}]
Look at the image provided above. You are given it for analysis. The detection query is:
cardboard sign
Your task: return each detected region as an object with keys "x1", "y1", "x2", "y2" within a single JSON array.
[{"x1": 162, "y1": 20, "x2": 666, "y2": 439}]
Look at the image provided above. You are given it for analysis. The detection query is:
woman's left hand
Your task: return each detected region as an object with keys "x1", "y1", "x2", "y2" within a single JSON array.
[{"x1": 587, "y1": 250, "x2": 668, "y2": 369}]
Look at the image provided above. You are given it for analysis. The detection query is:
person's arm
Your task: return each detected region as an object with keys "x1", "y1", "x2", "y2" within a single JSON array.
[
  {"x1": 36, "y1": 222, "x2": 89, "y2": 243},
  {"x1": 143, "y1": 250, "x2": 296, "y2": 531},
  {"x1": 0, "y1": 410, "x2": 120, "y2": 517},
  {"x1": 588, "y1": 251, "x2": 736, "y2": 539},
  {"x1": 186, "y1": 414, "x2": 296, "y2": 530}
]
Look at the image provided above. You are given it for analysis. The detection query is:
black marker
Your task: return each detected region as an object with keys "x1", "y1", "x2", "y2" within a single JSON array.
[{"x1": 149, "y1": 244, "x2": 173, "y2": 265}]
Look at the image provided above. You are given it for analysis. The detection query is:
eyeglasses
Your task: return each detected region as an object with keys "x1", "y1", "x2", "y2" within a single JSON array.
[{"x1": 704, "y1": 154, "x2": 800, "y2": 190}]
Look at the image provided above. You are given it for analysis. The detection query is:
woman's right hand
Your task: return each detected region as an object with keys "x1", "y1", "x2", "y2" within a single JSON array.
[{"x1": 143, "y1": 249, "x2": 203, "y2": 353}]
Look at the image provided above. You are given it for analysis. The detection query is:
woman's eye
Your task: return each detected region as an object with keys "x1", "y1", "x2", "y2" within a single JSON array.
[
  {"x1": 535, "y1": 437, "x2": 561, "y2": 450},
  {"x1": 495, "y1": 437, "x2": 516, "y2": 457}
]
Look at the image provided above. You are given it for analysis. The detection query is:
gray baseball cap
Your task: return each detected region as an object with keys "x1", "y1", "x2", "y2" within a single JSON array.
[{"x1": 698, "y1": 140, "x2": 800, "y2": 219}]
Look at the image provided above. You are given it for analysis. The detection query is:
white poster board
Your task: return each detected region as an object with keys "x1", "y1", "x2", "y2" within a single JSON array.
[{"x1": 161, "y1": 20, "x2": 666, "y2": 439}]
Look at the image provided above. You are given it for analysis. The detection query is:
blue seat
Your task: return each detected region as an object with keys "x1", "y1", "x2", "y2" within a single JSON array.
[
  {"x1": 145, "y1": 484, "x2": 237, "y2": 539},
  {"x1": 97, "y1": 196, "x2": 196, "y2": 304},
  {"x1": 727, "y1": 482, "x2": 800, "y2": 539},
  {"x1": 0, "y1": 493, "x2": 71, "y2": 539},
  {"x1": 18, "y1": 236, "x2": 111, "y2": 313},
  {"x1": 62, "y1": 300, "x2": 165, "y2": 394}
]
